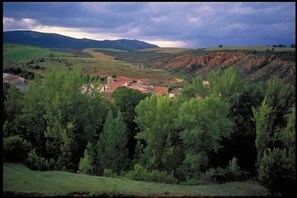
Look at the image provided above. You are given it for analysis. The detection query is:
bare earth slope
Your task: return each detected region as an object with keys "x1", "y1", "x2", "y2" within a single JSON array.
[{"x1": 150, "y1": 51, "x2": 295, "y2": 85}]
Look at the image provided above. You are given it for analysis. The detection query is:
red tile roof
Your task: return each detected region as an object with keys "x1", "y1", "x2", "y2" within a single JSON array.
[{"x1": 154, "y1": 86, "x2": 168, "y2": 95}]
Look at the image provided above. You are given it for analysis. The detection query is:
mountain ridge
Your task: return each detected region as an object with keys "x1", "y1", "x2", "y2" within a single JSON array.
[{"x1": 3, "y1": 30, "x2": 159, "y2": 51}]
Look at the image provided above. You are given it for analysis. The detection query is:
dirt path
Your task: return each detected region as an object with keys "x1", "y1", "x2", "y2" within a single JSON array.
[
  {"x1": 169, "y1": 78, "x2": 183, "y2": 83},
  {"x1": 83, "y1": 49, "x2": 114, "y2": 60}
]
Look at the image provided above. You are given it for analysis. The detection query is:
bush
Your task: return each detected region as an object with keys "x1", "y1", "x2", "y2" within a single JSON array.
[
  {"x1": 103, "y1": 168, "x2": 118, "y2": 178},
  {"x1": 78, "y1": 149, "x2": 93, "y2": 175},
  {"x1": 125, "y1": 164, "x2": 177, "y2": 184},
  {"x1": 3, "y1": 135, "x2": 32, "y2": 162},
  {"x1": 225, "y1": 157, "x2": 241, "y2": 180},
  {"x1": 258, "y1": 148, "x2": 295, "y2": 195},
  {"x1": 198, "y1": 157, "x2": 242, "y2": 184},
  {"x1": 26, "y1": 148, "x2": 49, "y2": 171}
]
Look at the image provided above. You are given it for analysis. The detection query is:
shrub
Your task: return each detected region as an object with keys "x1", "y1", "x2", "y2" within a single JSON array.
[
  {"x1": 26, "y1": 148, "x2": 49, "y2": 171},
  {"x1": 103, "y1": 168, "x2": 118, "y2": 178},
  {"x1": 225, "y1": 157, "x2": 241, "y2": 180},
  {"x1": 125, "y1": 164, "x2": 177, "y2": 184},
  {"x1": 78, "y1": 145, "x2": 93, "y2": 175},
  {"x1": 3, "y1": 135, "x2": 32, "y2": 162},
  {"x1": 198, "y1": 157, "x2": 242, "y2": 184},
  {"x1": 258, "y1": 148, "x2": 295, "y2": 195}
]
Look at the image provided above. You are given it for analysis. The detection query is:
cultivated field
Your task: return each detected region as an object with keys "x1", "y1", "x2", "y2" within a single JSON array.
[
  {"x1": 3, "y1": 44, "x2": 177, "y2": 83},
  {"x1": 3, "y1": 163, "x2": 270, "y2": 197}
]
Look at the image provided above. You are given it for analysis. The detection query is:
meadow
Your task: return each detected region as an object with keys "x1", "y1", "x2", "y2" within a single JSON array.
[
  {"x1": 3, "y1": 163, "x2": 270, "y2": 197},
  {"x1": 3, "y1": 43, "x2": 75, "y2": 61},
  {"x1": 203, "y1": 45, "x2": 296, "y2": 52},
  {"x1": 3, "y1": 44, "x2": 177, "y2": 83}
]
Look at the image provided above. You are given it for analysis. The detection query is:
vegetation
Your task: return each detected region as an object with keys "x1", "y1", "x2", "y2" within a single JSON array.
[
  {"x1": 3, "y1": 43, "x2": 74, "y2": 61},
  {"x1": 3, "y1": 66, "x2": 295, "y2": 196},
  {"x1": 3, "y1": 163, "x2": 270, "y2": 197},
  {"x1": 204, "y1": 45, "x2": 296, "y2": 52},
  {"x1": 3, "y1": 44, "x2": 177, "y2": 83}
]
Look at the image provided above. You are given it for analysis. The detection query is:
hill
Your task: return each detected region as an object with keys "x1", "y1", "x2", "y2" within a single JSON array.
[
  {"x1": 95, "y1": 47, "x2": 296, "y2": 85},
  {"x1": 3, "y1": 43, "x2": 74, "y2": 61},
  {"x1": 3, "y1": 44, "x2": 177, "y2": 83},
  {"x1": 3, "y1": 30, "x2": 159, "y2": 51},
  {"x1": 3, "y1": 163, "x2": 270, "y2": 197}
]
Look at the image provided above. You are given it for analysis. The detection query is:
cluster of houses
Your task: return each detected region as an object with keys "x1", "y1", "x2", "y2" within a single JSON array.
[
  {"x1": 3, "y1": 73, "x2": 210, "y2": 101},
  {"x1": 81, "y1": 76, "x2": 182, "y2": 99}
]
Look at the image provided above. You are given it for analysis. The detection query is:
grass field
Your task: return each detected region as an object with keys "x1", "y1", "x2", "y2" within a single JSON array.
[
  {"x1": 203, "y1": 45, "x2": 296, "y2": 52},
  {"x1": 139, "y1": 47, "x2": 192, "y2": 54},
  {"x1": 3, "y1": 43, "x2": 74, "y2": 61},
  {"x1": 3, "y1": 44, "x2": 177, "y2": 83},
  {"x1": 3, "y1": 163, "x2": 270, "y2": 197}
]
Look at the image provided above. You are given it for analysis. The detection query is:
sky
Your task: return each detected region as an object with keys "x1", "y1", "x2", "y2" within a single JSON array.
[{"x1": 3, "y1": 2, "x2": 296, "y2": 48}]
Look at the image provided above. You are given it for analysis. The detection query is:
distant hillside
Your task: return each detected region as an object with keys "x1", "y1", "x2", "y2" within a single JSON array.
[
  {"x1": 3, "y1": 30, "x2": 158, "y2": 51},
  {"x1": 95, "y1": 48, "x2": 296, "y2": 85}
]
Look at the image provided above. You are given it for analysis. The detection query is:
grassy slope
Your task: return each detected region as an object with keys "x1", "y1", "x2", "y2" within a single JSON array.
[
  {"x1": 139, "y1": 47, "x2": 192, "y2": 54},
  {"x1": 3, "y1": 44, "x2": 176, "y2": 82},
  {"x1": 3, "y1": 43, "x2": 74, "y2": 61},
  {"x1": 3, "y1": 163, "x2": 270, "y2": 197},
  {"x1": 203, "y1": 45, "x2": 296, "y2": 52}
]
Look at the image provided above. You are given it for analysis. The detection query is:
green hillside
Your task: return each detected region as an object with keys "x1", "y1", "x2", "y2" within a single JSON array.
[
  {"x1": 3, "y1": 163, "x2": 270, "y2": 197},
  {"x1": 3, "y1": 43, "x2": 74, "y2": 61}
]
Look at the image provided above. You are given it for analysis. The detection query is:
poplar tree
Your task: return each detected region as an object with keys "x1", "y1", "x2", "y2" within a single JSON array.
[{"x1": 97, "y1": 111, "x2": 128, "y2": 173}]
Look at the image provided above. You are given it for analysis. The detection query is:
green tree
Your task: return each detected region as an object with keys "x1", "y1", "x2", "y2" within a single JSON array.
[
  {"x1": 210, "y1": 81, "x2": 267, "y2": 174},
  {"x1": 176, "y1": 95, "x2": 234, "y2": 179},
  {"x1": 181, "y1": 68, "x2": 247, "y2": 105},
  {"x1": 181, "y1": 77, "x2": 208, "y2": 99},
  {"x1": 19, "y1": 75, "x2": 47, "y2": 155},
  {"x1": 3, "y1": 135, "x2": 32, "y2": 162},
  {"x1": 207, "y1": 67, "x2": 247, "y2": 105},
  {"x1": 112, "y1": 87, "x2": 148, "y2": 160},
  {"x1": 79, "y1": 142, "x2": 93, "y2": 175},
  {"x1": 43, "y1": 68, "x2": 109, "y2": 170},
  {"x1": 97, "y1": 111, "x2": 128, "y2": 173},
  {"x1": 253, "y1": 79, "x2": 295, "y2": 195},
  {"x1": 134, "y1": 95, "x2": 178, "y2": 171},
  {"x1": 3, "y1": 85, "x2": 23, "y2": 136}
]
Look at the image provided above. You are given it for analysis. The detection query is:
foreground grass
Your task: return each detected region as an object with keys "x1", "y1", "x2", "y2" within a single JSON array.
[{"x1": 3, "y1": 163, "x2": 270, "y2": 197}]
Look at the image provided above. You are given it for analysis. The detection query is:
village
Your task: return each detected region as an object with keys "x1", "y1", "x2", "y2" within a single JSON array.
[
  {"x1": 81, "y1": 76, "x2": 183, "y2": 99},
  {"x1": 3, "y1": 73, "x2": 185, "y2": 99}
]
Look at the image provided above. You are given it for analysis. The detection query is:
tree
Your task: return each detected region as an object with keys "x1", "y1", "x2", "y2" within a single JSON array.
[
  {"x1": 79, "y1": 142, "x2": 93, "y2": 175},
  {"x1": 112, "y1": 87, "x2": 148, "y2": 160},
  {"x1": 3, "y1": 135, "x2": 32, "y2": 162},
  {"x1": 19, "y1": 75, "x2": 47, "y2": 155},
  {"x1": 210, "y1": 81, "x2": 267, "y2": 174},
  {"x1": 181, "y1": 77, "x2": 208, "y2": 99},
  {"x1": 206, "y1": 67, "x2": 247, "y2": 105},
  {"x1": 97, "y1": 111, "x2": 128, "y2": 173},
  {"x1": 3, "y1": 85, "x2": 23, "y2": 136},
  {"x1": 181, "y1": 68, "x2": 247, "y2": 106},
  {"x1": 176, "y1": 95, "x2": 234, "y2": 179},
  {"x1": 219, "y1": 45, "x2": 223, "y2": 48},
  {"x1": 253, "y1": 79, "x2": 295, "y2": 195},
  {"x1": 134, "y1": 95, "x2": 179, "y2": 172}
]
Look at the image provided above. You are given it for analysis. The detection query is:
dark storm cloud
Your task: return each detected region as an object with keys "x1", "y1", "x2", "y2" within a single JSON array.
[{"x1": 3, "y1": 2, "x2": 295, "y2": 47}]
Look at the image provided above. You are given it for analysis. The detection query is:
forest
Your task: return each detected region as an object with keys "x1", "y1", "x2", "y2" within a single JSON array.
[{"x1": 3, "y1": 67, "x2": 295, "y2": 196}]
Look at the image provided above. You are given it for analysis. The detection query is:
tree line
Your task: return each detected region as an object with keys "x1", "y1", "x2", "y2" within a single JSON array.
[{"x1": 3, "y1": 67, "x2": 295, "y2": 195}]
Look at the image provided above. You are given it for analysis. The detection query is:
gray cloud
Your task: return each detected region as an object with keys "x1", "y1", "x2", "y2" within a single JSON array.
[{"x1": 3, "y1": 2, "x2": 296, "y2": 47}]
